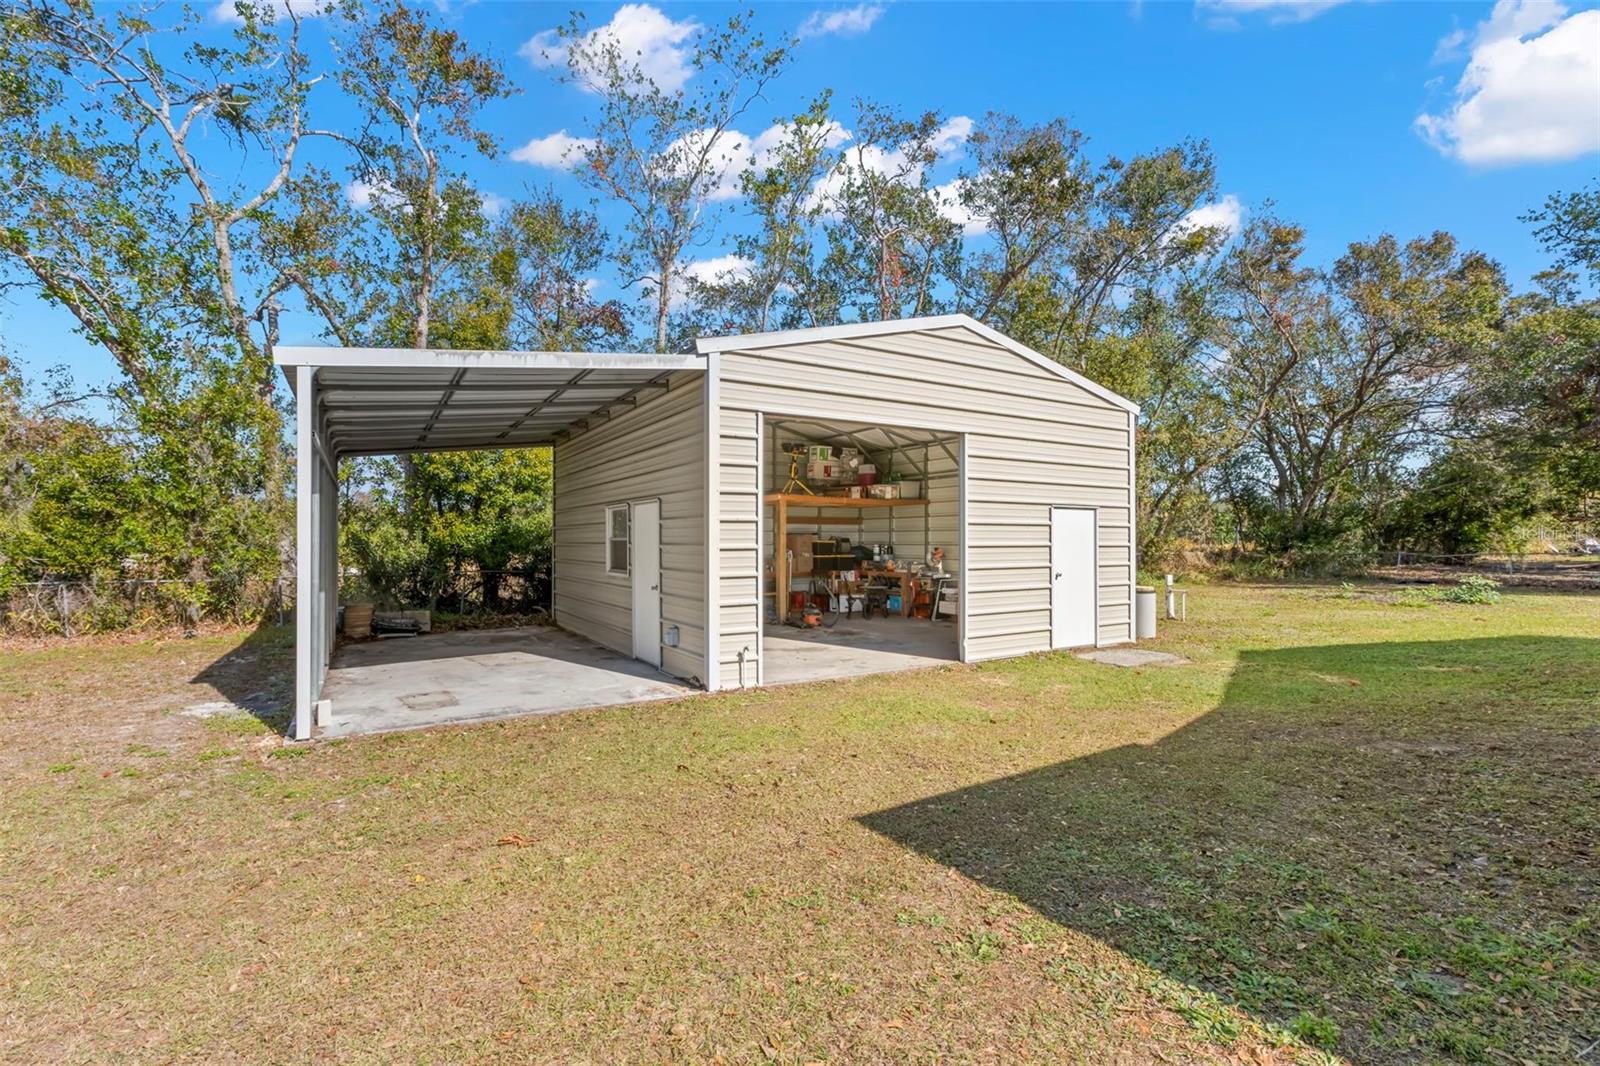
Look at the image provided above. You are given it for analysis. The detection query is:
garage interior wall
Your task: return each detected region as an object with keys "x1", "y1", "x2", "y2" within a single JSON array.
[
  {"x1": 552, "y1": 371, "x2": 706, "y2": 684},
  {"x1": 712, "y1": 322, "x2": 1136, "y2": 666},
  {"x1": 759, "y1": 424, "x2": 962, "y2": 595}
]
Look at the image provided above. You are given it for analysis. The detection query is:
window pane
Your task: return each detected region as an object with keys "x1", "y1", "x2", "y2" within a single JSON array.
[
  {"x1": 610, "y1": 506, "x2": 629, "y2": 539},
  {"x1": 608, "y1": 539, "x2": 629, "y2": 573}
]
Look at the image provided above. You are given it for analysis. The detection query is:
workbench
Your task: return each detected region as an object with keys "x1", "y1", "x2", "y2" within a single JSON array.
[
  {"x1": 858, "y1": 566, "x2": 915, "y2": 617},
  {"x1": 764, "y1": 492, "x2": 929, "y2": 622}
]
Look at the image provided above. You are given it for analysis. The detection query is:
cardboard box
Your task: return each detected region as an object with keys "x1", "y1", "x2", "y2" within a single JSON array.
[
  {"x1": 806, "y1": 460, "x2": 840, "y2": 481},
  {"x1": 865, "y1": 483, "x2": 901, "y2": 499},
  {"x1": 805, "y1": 445, "x2": 833, "y2": 463},
  {"x1": 785, "y1": 533, "x2": 815, "y2": 576}
]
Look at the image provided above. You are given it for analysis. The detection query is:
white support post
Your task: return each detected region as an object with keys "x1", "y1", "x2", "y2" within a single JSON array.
[
  {"x1": 753, "y1": 411, "x2": 764, "y2": 687},
  {"x1": 703, "y1": 352, "x2": 722, "y2": 692},
  {"x1": 1128, "y1": 408, "x2": 1139, "y2": 644},
  {"x1": 294, "y1": 365, "x2": 316, "y2": 741},
  {"x1": 957, "y1": 433, "x2": 970, "y2": 663}
]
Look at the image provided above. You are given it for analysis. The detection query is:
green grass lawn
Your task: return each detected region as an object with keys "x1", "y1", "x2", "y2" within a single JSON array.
[{"x1": 1, "y1": 583, "x2": 1596, "y2": 1063}]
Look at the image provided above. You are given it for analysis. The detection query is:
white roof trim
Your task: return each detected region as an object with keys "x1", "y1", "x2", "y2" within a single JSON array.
[
  {"x1": 694, "y1": 313, "x2": 1139, "y2": 415},
  {"x1": 274, "y1": 346, "x2": 706, "y2": 372}
]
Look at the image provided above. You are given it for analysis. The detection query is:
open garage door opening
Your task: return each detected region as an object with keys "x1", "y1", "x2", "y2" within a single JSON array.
[{"x1": 758, "y1": 415, "x2": 962, "y2": 686}]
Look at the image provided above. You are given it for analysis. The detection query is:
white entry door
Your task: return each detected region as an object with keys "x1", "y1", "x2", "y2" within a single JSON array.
[
  {"x1": 1050, "y1": 507, "x2": 1097, "y2": 650},
  {"x1": 630, "y1": 498, "x2": 663, "y2": 667}
]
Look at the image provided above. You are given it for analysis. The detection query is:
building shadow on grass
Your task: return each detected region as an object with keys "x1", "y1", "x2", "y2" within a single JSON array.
[
  {"x1": 859, "y1": 636, "x2": 1600, "y2": 1062},
  {"x1": 191, "y1": 621, "x2": 296, "y2": 733}
]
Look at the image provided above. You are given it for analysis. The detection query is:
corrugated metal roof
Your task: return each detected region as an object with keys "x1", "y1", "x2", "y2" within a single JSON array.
[{"x1": 274, "y1": 348, "x2": 705, "y2": 458}]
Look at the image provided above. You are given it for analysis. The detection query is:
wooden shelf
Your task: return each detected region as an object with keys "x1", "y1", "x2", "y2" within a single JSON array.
[
  {"x1": 763, "y1": 492, "x2": 928, "y2": 508},
  {"x1": 765, "y1": 491, "x2": 927, "y2": 623}
]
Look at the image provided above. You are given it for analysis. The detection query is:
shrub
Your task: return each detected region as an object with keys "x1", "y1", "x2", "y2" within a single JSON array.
[
  {"x1": 1288, "y1": 1011, "x2": 1340, "y2": 1049},
  {"x1": 1440, "y1": 575, "x2": 1502, "y2": 605}
]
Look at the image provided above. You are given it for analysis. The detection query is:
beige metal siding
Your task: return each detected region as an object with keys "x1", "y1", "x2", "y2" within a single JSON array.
[
  {"x1": 553, "y1": 372, "x2": 705, "y2": 683},
  {"x1": 717, "y1": 407, "x2": 761, "y2": 688},
  {"x1": 714, "y1": 324, "x2": 1135, "y2": 668}
]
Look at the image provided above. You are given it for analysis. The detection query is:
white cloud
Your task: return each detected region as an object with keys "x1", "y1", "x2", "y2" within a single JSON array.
[
  {"x1": 933, "y1": 178, "x2": 986, "y2": 237},
  {"x1": 929, "y1": 115, "x2": 975, "y2": 156},
  {"x1": 672, "y1": 254, "x2": 753, "y2": 308},
  {"x1": 1431, "y1": 25, "x2": 1470, "y2": 64},
  {"x1": 749, "y1": 119, "x2": 852, "y2": 168},
  {"x1": 344, "y1": 177, "x2": 399, "y2": 210},
  {"x1": 510, "y1": 130, "x2": 596, "y2": 170},
  {"x1": 657, "y1": 120, "x2": 852, "y2": 201},
  {"x1": 681, "y1": 254, "x2": 753, "y2": 287},
  {"x1": 1195, "y1": 0, "x2": 1350, "y2": 26},
  {"x1": 479, "y1": 192, "x2": 510, "y2": 218},
  {"x1": 798, "y1": 4, "x2": 885, "y2": 39},
  {"x1": 660, "y1": 127, "x2": 756, "y2": 201},
  {"x1": 210, "y1": 0, "x2": 326, "y2": 25},
  {"x1": 807, "y1": 114, "x2": 974, "y2": 215},
  {"x1": 1415, "y1": 0, "x2": 1600, "y2": 166},
  {"x1": 1168, "y1": 194, "x2": 1246, "y2": 243},
  {"x1": 522, "y1": 4, "x2": 699, "y2": 94}
]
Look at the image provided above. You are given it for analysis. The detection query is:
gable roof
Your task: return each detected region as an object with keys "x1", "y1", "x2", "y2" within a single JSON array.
[{"x1": 694, "y1": 313, "x2": 1139, "y2": 415}]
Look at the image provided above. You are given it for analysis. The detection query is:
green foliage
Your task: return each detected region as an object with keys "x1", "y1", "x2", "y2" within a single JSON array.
[
  {"x1": 1440, "y1": 575, "x2": 1501, "y2": 605},
  {"x1": 1287, "y1": 1012, "x2": 1340, "y2": 1049},
  {"x1": 4, "y1": 421, "x2": 144, "y2": 579},
  {"x1": 340, "y1": 449, "x2": 553, "y2": 611},
  {"x1": 2, "y1": 1, "x2": 1596, "y2": 631},
  {"x1": 1380, "y1": 448, "x2": 1538, "y2": 555}
]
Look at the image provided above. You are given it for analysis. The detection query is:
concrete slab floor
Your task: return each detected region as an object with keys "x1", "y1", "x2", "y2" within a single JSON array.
[
  {"x1": 318, "y1": 625, "x2": 693, "y2": 738},
  {"x1": 763, "y1": 615, "x2": 959, "y2": 686}
]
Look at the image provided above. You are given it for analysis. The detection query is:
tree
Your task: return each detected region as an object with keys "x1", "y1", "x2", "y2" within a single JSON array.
[
  {"x1": 1454, "y1": 187, "x2": 1600, "y2": 527},
  {"x1": 693, "y1": 93, "x2": 843, "y2": 333},
  {"x1": 955, "y1": 114, "x2": 1092, "y2": 323},
  {"x1": 273, "y1": 1, "x2": 513, "y2": 350},
  {"x1": 815, "y1": 101, "x2": 965, "y2": 322},
  {"x1": 543, "y1": 8, "x2": 789, "y2": 351},
  {"x1": 0, "y1": 1, "x2": 331, "y2": 474},
  {"x1": 341, "y1": 448, "x2": 553, "y2": 613},
  {"x1": 497, "y1": 190, "x2": 630, "y2": 351},
  {"x1": 1524, "y1": 181, "x2": 1600, "y2": 288},
  {"x1": 1218, "y1": 221, "x2": 1505, "y2": 547}
]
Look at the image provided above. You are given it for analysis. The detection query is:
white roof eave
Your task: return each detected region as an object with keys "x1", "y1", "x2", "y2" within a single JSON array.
[{"x1": 273, "y1": 346, "x2": 707, "y2": 372}]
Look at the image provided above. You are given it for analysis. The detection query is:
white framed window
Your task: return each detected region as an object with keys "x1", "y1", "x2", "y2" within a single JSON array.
[{"x1": 605, "y1": 503, "x2": 630, "y2": 575}]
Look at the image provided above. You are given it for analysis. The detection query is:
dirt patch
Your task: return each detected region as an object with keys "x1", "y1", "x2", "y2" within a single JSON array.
[{"x1": 1370, "y1": 561, "x2": 1600, "y2": 590}]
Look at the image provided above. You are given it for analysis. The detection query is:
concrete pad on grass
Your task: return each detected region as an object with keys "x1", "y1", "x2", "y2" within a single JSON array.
[{"x1": 1076, "y1": 648, "x2": 1189, "y2": 668}]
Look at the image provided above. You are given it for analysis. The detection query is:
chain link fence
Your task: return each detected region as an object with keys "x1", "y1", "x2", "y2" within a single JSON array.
[
  {"x1": 0, "y1": 575, "x2": 291, "y2": 637},
  {"x1": 0, "y1": 563, "x2": 557, "y2": 638}
]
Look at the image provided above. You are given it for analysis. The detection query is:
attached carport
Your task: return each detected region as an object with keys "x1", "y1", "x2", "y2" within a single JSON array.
[{"x1": 278, "y1": 346, "x2": 706, "y2": 741}]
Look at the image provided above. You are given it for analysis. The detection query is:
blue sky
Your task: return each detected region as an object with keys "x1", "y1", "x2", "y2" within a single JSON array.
[{"x1": 4, "y1": 0, "x2": 1598, "y2": 396}]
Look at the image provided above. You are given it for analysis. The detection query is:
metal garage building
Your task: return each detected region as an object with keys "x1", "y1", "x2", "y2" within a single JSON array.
[{"x1": 279, "y1": 314, "x2": 1139, "y2": 740}]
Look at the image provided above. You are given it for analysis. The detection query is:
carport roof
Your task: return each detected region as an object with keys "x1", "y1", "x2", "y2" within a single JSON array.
[{"x1": 275, "y1": 347, "x2": 705, "y2": 458}]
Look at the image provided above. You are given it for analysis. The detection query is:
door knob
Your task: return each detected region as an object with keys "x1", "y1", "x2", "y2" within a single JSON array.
[{"x1": 1054, "y1": 571, "x2": 1062, "y2": 579}]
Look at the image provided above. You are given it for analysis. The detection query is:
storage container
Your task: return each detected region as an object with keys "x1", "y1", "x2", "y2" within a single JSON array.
[
  {"x1": 343, "y1": 603, "x2": 374, "y2": 638},
  {"x1": 1136, "y1": 586, "x2": 1157, "y2": 639}
]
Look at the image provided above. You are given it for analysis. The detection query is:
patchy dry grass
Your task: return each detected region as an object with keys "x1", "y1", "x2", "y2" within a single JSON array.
[{"x1": 0, "y1": 584, "x2": 1595, "y2": 1064}]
